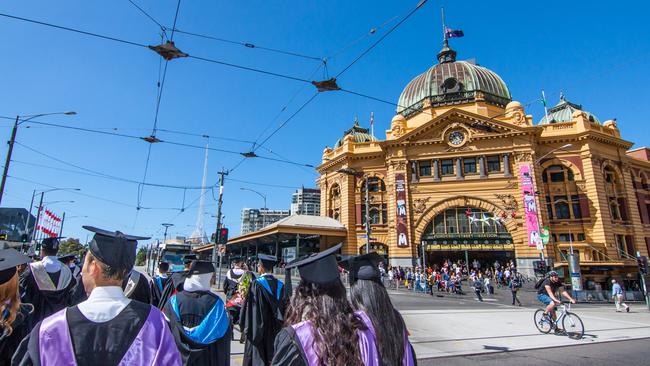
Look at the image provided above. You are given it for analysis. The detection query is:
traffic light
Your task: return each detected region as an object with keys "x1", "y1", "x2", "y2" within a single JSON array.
[
  {"x1": 21, "y1": 234, "x2": 29, "y2": 243},
  {"x1": 533, "y1": 260, "x2": 547, "y2": 274},
  {"x1": 637, "y1": 256, "x2": 648, "y2": 275},
  {"x1": 217, "y1": 228, "x2": 229, "y2": 244}
]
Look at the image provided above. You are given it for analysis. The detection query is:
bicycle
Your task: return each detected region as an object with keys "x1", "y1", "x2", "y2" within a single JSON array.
[{"x1": 533, "y1": 302, "x2": 584, "y2": 339}]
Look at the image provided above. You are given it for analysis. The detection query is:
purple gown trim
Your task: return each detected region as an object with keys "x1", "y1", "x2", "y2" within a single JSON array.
[
  {"x1": 290, "y1": 310, "x2": 379, "y2": 366},
  {"x1": 38, "y1": 305, "x2": 182, "y2": 366}
]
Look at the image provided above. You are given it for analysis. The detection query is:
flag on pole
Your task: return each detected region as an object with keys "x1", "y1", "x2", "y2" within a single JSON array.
[{"x1": 445, "y1": 28, "x2": 464, "y2": 38}]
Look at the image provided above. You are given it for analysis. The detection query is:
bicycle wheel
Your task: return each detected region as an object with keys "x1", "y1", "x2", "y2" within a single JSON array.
[
  {"x1": 534, "y1": 309, "x2": 552, "y2": 333},
  {"x1": 562, "y1": 312, "x2": 584, "y2": 339}
]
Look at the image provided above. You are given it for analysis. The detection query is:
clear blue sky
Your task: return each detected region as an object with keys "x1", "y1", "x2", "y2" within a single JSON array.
[{"x1": 1, "y1": 0, "x2": 649, "y2": 245}]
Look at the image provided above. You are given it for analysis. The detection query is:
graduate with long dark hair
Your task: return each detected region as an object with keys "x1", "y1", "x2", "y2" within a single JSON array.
[
  {"x1": 0, "y1": 249, "x2": 32, "y2": 364},
  {"x1": 271, "y1": 244, "x2": 379, "y2": 366},
  {"x1": 343, "y1": 253, "x2": 416, "y2": 366}
]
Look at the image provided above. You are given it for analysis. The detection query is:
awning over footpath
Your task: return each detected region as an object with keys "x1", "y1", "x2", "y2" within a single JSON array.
[{"x1": 194, "y1": 215, "x2": 347, "y2": 255}]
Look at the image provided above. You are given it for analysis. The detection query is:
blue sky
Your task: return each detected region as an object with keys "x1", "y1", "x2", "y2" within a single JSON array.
[{"x1": 1, "y1": 0, "x2": 649, "y2": 244}]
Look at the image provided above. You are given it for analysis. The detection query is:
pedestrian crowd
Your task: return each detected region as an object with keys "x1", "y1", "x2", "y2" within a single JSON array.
[{"x1": 0, "y1": 225, "x2": 416, "y2": 366}]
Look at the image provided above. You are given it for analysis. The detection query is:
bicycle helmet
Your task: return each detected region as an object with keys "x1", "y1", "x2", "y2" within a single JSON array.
[{"x1": 547, "y1": 271, "x2": 559, "y2": 277}]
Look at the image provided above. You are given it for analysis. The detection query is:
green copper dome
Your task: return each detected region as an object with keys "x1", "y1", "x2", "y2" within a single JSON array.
[
  {"x1": 397, "y1": 41, "x2": 511, "y2": 116},
  {"x1": 335, "y1": 118, "x2": 377, "y2": 147},
  {"x1": 539, "y1": 94, "x2": 600, "y2": 124}
]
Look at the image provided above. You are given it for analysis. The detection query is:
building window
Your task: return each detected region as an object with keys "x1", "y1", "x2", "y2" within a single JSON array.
[
  {"x1": 487, "y1": 155, "x2": 500, "y2": 172},
  {"x1": 545, "y1": 196, "x2": 553, "y2": 219},
  {"x1": 543, "y1": 164, "x2": 575, "y2": 183},
  {"x1": 418, "y1": 161, "x2": 432, "y2": 177},
  {"x1": 424, "y1": 207, "x2": 508, "y2": 237},
  {"x1": 441, "y1": 159, "x2": 454, "y2": 175},
  {"x1": 577, "y1": 233, "x2": 586, "y2": 241},
  {"x1": 616, "y1": 235, "x2": 635, "y2": 257},
  {"x1": 364, "y1": 177, "x2": 386, "y2": 192},
  {"x1": 558, "y1": 233, "x2": 573, "y2": 242},
  {"x1": 571, "y1": 195, "x2": 582, "y2": 219},
  {"x1": 609, "y1": 197, "x2": 621, "y2": 220},
  {"x1": 554, "y1": 196, "x2": 570, "y2": 219},
  {"x1": 463, "y1": 158, "x2": 477, "y2": 174},
  {"x1": 361, "y1": 203, "x2": 388, "y2": 225}
]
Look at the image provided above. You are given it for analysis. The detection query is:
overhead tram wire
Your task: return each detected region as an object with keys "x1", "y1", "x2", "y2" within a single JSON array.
[
  {"x1": 334, "y1": 0, "x2": 428, "y2": 79},
  {"x1": 126, "y1": 0, "x2": 166, "y2": 33}
]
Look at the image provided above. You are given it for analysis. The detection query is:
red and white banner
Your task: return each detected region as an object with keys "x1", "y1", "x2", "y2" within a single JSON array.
[{"x1": 36, "y1": 207, "x2": 62, "y2": 238}]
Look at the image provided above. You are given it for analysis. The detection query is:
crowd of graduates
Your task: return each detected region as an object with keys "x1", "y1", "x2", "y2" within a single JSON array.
[{"x1": 0, "y1": 225, "x2": 416, "y2": 366}]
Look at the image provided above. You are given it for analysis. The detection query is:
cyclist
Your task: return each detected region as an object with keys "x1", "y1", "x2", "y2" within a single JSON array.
[{"x1": 537, "y1": 271, "x2": 576, "y2": 327}]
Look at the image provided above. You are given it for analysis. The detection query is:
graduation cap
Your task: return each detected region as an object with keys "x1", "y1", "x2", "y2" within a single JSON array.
[
  {"x1": 285, "y1": 243, "x2": 342, "y2": 285},
  {"x1": 338, "y1": 252, "x2": 383, "y2": 284},
  {"x1": 257, "y1": 254, "x2": 278, "y2": 270},
  {"x1": 58, "y1": 254, "x2": 77, "y2": 263},
  {"x1": 83, "y1": 226, "x2": 150, "y2": 269},
  {"x1": 41, "y1": 237, "x2": 65, "y2": 252},
  {"x1": 187, "y1": 260, "x2": 214, "y2": 275},
  {"x1": 0, "y1": 249, "x2": 30, "y2": 285}
]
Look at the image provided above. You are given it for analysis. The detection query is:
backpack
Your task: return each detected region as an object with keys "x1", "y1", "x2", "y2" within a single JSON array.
[{"x1": 534, "y1": 277, "x2": 546, "y2": 290}]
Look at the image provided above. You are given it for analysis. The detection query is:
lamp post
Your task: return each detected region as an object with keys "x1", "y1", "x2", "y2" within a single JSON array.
[
  {"x1": 0, "y1": 111, "x2": 76, "y2": 205},
  {"x1": 240, "y1": 188, "x2": 267, "y2": 229},
  {"x1": 162, "y1": 223, "x2": 174, "y2": 243},
  {"x1": 337, "y1": 168, "x2": 371, "y2": 254},
  {"x1": 59, "y1": 215, "x2": 87, "y2": 237}
]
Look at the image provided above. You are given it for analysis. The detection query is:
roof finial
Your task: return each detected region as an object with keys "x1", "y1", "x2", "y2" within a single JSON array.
[
  {"x1": 354, "y1": 115, "x2": 359, "y2": 126},
  {"x1": 560, "y1": 91, "x2": 565, "y2": 102}
]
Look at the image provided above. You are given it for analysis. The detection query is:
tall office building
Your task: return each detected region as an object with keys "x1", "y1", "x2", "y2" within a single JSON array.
[
  {"x1": 241, "y1": 208, "x2": 290, "y2": 234},
  {"x1": 290, "y1": 188, "x2": 321, "y2": 216}
]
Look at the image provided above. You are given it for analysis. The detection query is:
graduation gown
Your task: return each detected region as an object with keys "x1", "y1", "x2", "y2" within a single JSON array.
[
  {"x1": 0, "y1": 304, "x2": 31, "y2": 365},
  {"x1": 163, "y1": 290, "x2": 231, "y2": 366},
  {"x1": 150, "y1": 275, "x2": 171, "y2": 308},
  {"x1": 158, "y1": 271, "x2": 187, "y2": 309},
  {"x1": 122, "y1": 270, "x2": 151, "y2": 304},
  {"x1": 19, "y1": 263, "x2": 76, "y2": 331},
  {"x1": 239, "y1": 275, "x2": 285, "y2": 366},
  {"x1": 222, "y1": 269, "x2": 245, "y2": 300},
  {"x1": 13, "y1": 300, "x2": 181, "y2": 366}
]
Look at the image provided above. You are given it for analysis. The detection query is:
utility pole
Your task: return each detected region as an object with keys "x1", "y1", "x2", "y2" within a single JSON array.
[
  {"x1": 31, "y1": 192, "x2": 44, "y2": 244},
  {"x1": 0, "y1": 116, "x2": 20, "y2": 205},
  {"x1": 213, "y1": 169, "x2": 228, "y2": 286},
  {"x1": 59, "y1": 212, "x2": 66, "y2": 237},
  {"x1": 24, "y1": 189, "x2": 36, "y2": 240}
]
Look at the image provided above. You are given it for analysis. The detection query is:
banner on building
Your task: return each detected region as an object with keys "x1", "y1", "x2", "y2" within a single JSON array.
[
  {"x1": 519, "y1": 165, "x2": 542, "y2": 248},
  {"x1": 395, "y1": 173, "x2": 409, "y2": 248}
]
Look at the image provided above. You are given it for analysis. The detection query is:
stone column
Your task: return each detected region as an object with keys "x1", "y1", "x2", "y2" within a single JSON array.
[
  {"x1": 456, "y1": 158, "x2": 463, "y2": 180},
  {"x1": 479, "y1": 155, "x2": 487, "y2": 178},
  {"x1": 433, "y1": 159, "x2": 440, "y2": 181},
  {"x1": 503, "y1": 154, "x2": 512, "y2": 177}
]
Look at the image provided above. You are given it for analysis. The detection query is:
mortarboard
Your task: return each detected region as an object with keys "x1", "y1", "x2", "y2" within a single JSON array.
[
  {"x1": 0, "y1": 249, "x2": 30, "y2": 285},
  {"x1": 58, "y1": 254, "x2": 77, "y2": 263},
  {"x1": 41, "y1": 237, "x2": 65, "y2": 252},
  {"x1": 338, "y1": 252, "x2": 383, "y2": 284},
  {"x1": 257, "y1": 254, "x2": 278, "y2": 270},
  {"x1": 187, "y1": 260, "x2": 214, "y2": 275},
  {"x1": 83, "y1": 226, "x2": 149, "y2": 269},
  {"x1": 285, "y1": 243, "x2": 342, "y2": 285}
]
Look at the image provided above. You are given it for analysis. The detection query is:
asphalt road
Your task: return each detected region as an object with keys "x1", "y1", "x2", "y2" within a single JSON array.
[{"x1": 419, "y1": 338, "x2": 650, "y2": 366}]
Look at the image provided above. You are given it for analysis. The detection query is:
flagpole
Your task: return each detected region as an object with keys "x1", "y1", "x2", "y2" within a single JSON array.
[
  {"x1": 441, "y1": 7, "x2": 447, "y2": 41},
  {"x1": 541, "y1": 89, "x2": 550, "y2": 122}
]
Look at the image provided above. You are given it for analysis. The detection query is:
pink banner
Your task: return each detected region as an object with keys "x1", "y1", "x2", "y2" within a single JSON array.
[
  {"x1": 395, "y1": 173, "x2": 409, "y2": 248},
  {"x1": 519, "y1": 165, "x2": 541, "y2": 248}
]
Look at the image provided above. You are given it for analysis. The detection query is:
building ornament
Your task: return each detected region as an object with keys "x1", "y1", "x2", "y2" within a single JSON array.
[
  {"x1": 494, "y1": 194, "x2": 518, "y2": 211},
  {"x1": 413, "y1": 197, "x2": 431, "y2": 214},
  {"x1": 514, "y1": 152, "x2": 533, "y2": 162}
]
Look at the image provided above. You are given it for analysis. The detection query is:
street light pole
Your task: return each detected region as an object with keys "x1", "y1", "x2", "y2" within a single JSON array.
[
  {"x1": 162, "y1": 223, "x2": 173, "y2": 243},
  {"x1": 0, "y1": 111, "x2": 76, "y2": 205},
  {"x1": 240, "y1": 187, "x2": 267, "y2": 228},
  {"x1": 59, "y1": 212, "x2": 65, "y2": 237},
  {"x1": 364, "y1": 177, "x2": 370, "y2": 255},
  {"x1": 32, "y1": 192, "x2": 44, "y2": 244}
]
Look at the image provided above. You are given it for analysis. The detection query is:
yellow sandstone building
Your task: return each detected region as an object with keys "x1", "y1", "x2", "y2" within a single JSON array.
[{"x1": 317, "y1": 39, "x2": 650, "y2": 284}]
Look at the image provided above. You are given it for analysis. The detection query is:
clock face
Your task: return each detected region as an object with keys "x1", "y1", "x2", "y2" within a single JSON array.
[{"x1": 448, "y1": 130, "x2": 465, "y2": 146}]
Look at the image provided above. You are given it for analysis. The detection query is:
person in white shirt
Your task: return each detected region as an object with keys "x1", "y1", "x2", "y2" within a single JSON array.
[{"x1": 14, "y1": 226, "x2": 181, "y2": 366}]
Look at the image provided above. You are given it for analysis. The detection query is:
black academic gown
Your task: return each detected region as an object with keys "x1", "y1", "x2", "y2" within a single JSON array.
[
  {"x1": 222, "y1": 269, "x2": 244, "y2": 300},
  {"x1": 158, "y1": 271, "x2": 187, "y2": 309},
  {"x1": 239, "y1": 275, "x2": 285, "y2": 366},
  {"x1": 13, "y1": 300, "x2": 154, "y2": 366},
  {"x1": 69, "y1": 273, "x2": 87, "y2": 306},
  {"x1": 0, "y1": 304, "x2": 31, "y2": 365},
  {"x1": 163, "y1": 290, "x2": 231, "y2": 366},
  {"x1": 19, "y1": 265, "x2": 76, "y2": 331},
  {"x1": 271, "y1": 327, "x2": 308, "y2": 366},
  {"x1": 122, "y1": 270, "x2": 151, "y2": 304},
  {"x1": 150, "y1": 275, "x2": 171, "y2": 308}
]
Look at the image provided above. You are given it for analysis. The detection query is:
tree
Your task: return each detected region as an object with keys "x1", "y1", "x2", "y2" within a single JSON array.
[
  {"x1": 58, "y1": 238, "x2": 86, "y2": 257},
  {"x1": 136, "y1": 246, "x2": 147, "y2": 266}
]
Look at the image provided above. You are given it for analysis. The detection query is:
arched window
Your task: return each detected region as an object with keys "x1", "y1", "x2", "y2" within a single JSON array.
[
  {"x1": 603, "y1": 166, "x2": 627, "y2": 222},
  {"x1": 542, "y1": 164, "x2": 584, "y2": 221},
  {"x1": 360, "y1": 177, "x2": 387, "y2": 225},
  {"x1": 328, "y1": 184, "x2": 341, "y2": 221},
  {"x1": 422, "y1": 207, "x2": 512, "y2": 245}
]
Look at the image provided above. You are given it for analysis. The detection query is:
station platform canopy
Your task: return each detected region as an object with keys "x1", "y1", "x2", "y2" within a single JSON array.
[{"x1": 194, "y1": 215, "x2": 347, "y2": 265}]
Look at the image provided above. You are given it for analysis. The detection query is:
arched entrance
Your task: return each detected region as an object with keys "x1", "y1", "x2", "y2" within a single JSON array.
[{"x1": 421, "y1": 207, "x2": 515, "y2": 269}]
